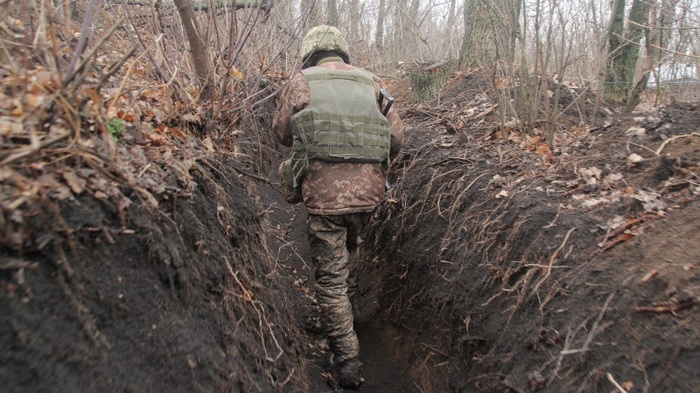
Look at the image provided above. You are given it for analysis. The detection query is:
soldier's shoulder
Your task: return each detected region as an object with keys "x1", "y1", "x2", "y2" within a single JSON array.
[
  {"x1": 289, "y1": 71, "x2": 307, "y2": 83},
  {"x1": 281, "y1": 72, "x2": 309, "y2": 93}
]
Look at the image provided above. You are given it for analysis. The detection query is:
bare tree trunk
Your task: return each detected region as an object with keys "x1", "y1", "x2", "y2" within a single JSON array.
[
  {"x1": 655, "y1": 0, "x2": 678, "y2": 104},
  {"x1": 625, "y1": 0, "x2": 662, "y2": 112},
  {"x1": 392, "y1": 0, "x2": 409, "y2": 64},
  {"x1": 406, "y1": 0, "x2": 421, "y2": 58},
  {"x1": 446, "y1": 0, "x2": 457, "y2": 46},
  {"x1": 69, "y1": 0, "x2": 77, "y2": 20},
  {"x1": 327, "y1": 0, "x2": 338, "y2": 26},
  {"x1": 694, "y1": 46, "x2": 700, "y2": 90},
  {"x1": 625, "y1": 0, "x2": 677, "y2": 112},
  {"x1": 408, "y1": 0, "x2": 420, "y2": 36},
  {"x1": 410, "y1": 0, "x2": 420, "y2": 18},
  {"x1": 447, "y1": 0, "x2": 457, "y2": 28},
  {"x1": 301, "y1": 0, "x2": 321, "y2": 29},
  {"x1": 618, "y1": 0, "x2": 651, "y2": 103},
  {"x1": 459, "y1": 0, "x2": 521, "y2": 69},
  {"x1": 349, "y1": 0, "x2": 360, "y2": 39},
  {"x1": 375, "y1": 0, "x2": 386, "y2": 49},
  {"x1": 604, "y1": 0, "x2": 628, "y2": 104},
  {"x1": 174, "y1": 0, "x2": 213, "y2": 101}
]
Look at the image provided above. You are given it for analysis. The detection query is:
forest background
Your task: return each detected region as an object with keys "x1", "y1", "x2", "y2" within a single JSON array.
[{"x1": 5, "y1": 0, "x2": 697, "y2": 138}]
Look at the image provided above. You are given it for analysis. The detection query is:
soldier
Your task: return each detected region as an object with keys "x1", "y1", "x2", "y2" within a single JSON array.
[{"x1": 272, "y1": 25, "x2": 404, "y2": 388}]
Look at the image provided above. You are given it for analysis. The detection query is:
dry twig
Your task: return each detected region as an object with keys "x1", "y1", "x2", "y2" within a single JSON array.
[
  {"x1": 1, "y1": 129, "x2": 72, "y2": 166},
  {"x1": 606, "y1": 371, "x2": 628, "y2": 393},
  {"x1": 635, "y1": 298, "x2": 697, "y2": 317},
  {"x1": 0, "y1": 259, "x2": 37, "y2": 270},
  {"x1": 530, "y1": 227, "x2": 577, "y2": 299},
  {"x1": 546, "y1": 293, "x2": 614, "y2": 385},
  {"x1": 655, "y1": 132, "x2": 700, "y2": 155}
]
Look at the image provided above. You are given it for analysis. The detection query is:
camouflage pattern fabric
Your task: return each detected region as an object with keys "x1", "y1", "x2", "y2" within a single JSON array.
[
  {"x1": 272, "y1": 60, "x2": 404, "y2": 216},
  {"x1": 307, "y1": 212, "x2": 371, "y2": 363},
  {"x1": 272, "y1": 56, "x2": 404, "y2": 365}
]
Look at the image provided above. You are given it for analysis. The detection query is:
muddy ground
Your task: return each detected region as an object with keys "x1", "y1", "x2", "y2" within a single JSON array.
[{"x1": 2, "y1": 61, "x2": 699, "y2": 393}]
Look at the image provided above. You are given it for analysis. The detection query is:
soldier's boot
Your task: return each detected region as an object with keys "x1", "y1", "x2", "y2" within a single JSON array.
[{"x1": 335, "y1": 356, "x2": 363, "y2": 389}]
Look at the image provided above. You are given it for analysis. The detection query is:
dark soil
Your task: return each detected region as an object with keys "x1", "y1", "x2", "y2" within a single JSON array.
[
  {"x1": 361, "y1": 75, "x2": 700, "y2": 392},
  {"x1": 1, "y1": 151, "x2": 308, "y2": 392},
  {"x1": 2, "y1": 59, "x2": 698, "y2": 393}
]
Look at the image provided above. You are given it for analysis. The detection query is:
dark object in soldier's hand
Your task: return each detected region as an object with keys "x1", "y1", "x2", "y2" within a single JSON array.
[{"x1": 379, "y1": 89, "x2": 394, "y2": 116}]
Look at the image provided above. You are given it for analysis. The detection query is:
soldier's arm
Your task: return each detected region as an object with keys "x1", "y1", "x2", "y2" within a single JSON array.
[
  {"x1": 272, "y1": 72, "x2": 310, "y2": 147},
  {"x1": 374, "y1": 77, "x2": 404, "y2": 160}
]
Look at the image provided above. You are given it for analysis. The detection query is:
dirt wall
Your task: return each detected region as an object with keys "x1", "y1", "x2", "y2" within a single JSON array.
[
  {"x1": 363, "y1": 98, "x2": 700, "y2": 392},
  {"x1": 1, "y1": 155, "x2": 307, "y2": 392}
]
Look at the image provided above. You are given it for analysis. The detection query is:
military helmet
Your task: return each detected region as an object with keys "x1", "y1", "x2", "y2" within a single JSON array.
[{"x1": 300, "y1": 25, "x2": 350, "y2": 65}]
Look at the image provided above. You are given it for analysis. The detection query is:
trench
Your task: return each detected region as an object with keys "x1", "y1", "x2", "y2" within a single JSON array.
[{"x1": 261, "y1": 180, "x2": 427, "y2": 392}]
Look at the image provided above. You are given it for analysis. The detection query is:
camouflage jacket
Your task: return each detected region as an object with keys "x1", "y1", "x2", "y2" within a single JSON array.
[{"x1": 272, "y1": 59, "x2": 404, "y2": 215}]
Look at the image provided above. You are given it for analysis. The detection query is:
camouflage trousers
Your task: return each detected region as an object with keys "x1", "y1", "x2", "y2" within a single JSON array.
[{"x1": 307, "y1": 212, "x2": 371, "y2": 363}]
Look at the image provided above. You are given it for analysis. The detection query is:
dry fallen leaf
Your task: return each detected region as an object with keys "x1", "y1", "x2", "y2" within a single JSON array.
[
  {"x1": 626, "y1": 127, "x2": 646, "y2": 137},
  {"x1": 605, "y1": 215, "x2": 626, "y2": 231},
  {"x1": 181, "y1": 113, "x2": 201, "y2": 124},
  {"x1": 24, "y1": 93, "x2": 47, "y2": 110},
  {"x1": 535, "y1": 143, "x2": 551, "y2": 155},
  {"x1": 582, "y1": 198, "x2": 605, "y2": 208},
  {"x1": 146, "y1": 132, "x2": 165, "y2": 146},
  {"x1": 606, "y1": 173, "x2": 623, "y2": 183},
  {"x1": 36, "y1": 173, "x2": 60, "y2": 190},
  {"x1": 62, "y1": 170, "x2": 86, "y2": 194},
  {"x1": 202, "y1": 136, "x2": 215, "y2": 152},
  {"x1": 53, "y1": 185, "x2": 72, "y2": 200},
  {"x1": 634, "y1": 190, "x2": 667, "y2": 212},
  {"x1": 580, "y1": 167, "x2": 601, "y2": 186},
  {"x1": 230, "y1": 66, "x2": 244, "y2": 80},
  {"x1": 628, "y1": 153, "x2": 644, "y2": 164},
  {"x1": 0, "y1": 117, "x2": 23, "y2": 136}
]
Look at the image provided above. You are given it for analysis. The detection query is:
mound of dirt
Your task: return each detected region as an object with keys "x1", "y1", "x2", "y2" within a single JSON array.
[
  {"x1": 361, "y1": 72, "x2": 699, "y2": 392},
  {"x1": 1, "y1": 114, "x2": 308, "y2": 391}
]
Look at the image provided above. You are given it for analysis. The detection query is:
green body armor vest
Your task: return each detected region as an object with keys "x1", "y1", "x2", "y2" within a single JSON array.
[
  {"x1": 293, "y1": 67, "x2": 391, "y2": 162},
  {"x1": 286, "y1": 67, "x2": 391, "y2": 192}
]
